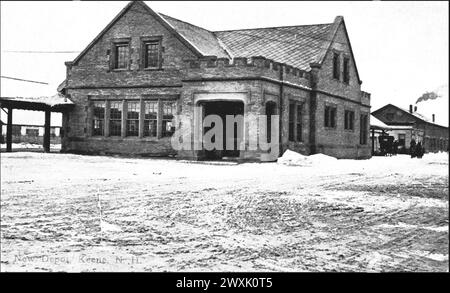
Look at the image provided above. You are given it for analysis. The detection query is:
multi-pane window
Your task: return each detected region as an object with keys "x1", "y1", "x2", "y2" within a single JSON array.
[
  {"x1": 333, "y1": 52, "x2": 340, "y2": 80},
  {"x1": 288, "y1": 102, "x2": 295, "y2": 141},
  {"x1": 344, "y1": 110, "x2": 355, "y2": 130},
  {"x1": 113, "y1": 43, "x2": 129, "y2": 69},
  {"x1": 162, "y1": 101, "x2": 176, "y2": 137},
  {"x1": 144, "y1": 41, "x2": 160, "y2": 68},
  {"x1": 360, "y1": 114, "x2": 368, "y2": 145},
  {"x1": 343, "y1": 57, "x2": 350, "y2": 84},
  {"x1": 325, "y1": 106, "x2": 337, "y2": 128},
  {"x1": 109, "y1": 101, "x2": 122, "y2": 136},
  {"x1": 288, "y1": 102, "x2": 303, "y2": 142},
  {"x1": 126, "y1": 101, "x2": 140, "y2": 137},
  {"x1": 144, "y1": 101, "x2": 158, "y2": 137},
  {"x1": 90, "y1": 99, "x2": 177, "y2": 139},
  {"x1": 93, "y1": 101, "x2": 105, "y2": 136},
  {"x1": 296, "y1": 104, "x2": 303, "y2": 142}
]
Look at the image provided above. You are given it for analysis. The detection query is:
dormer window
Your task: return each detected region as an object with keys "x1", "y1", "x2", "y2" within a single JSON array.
[{"x1": 141, "y1": 36, "x2": 162, "y2": 70}]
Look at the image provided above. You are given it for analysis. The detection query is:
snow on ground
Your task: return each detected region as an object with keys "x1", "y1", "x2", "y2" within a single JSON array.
[
  {"x1": 0, "y1": 143, "x2": 61, "y2": 150},
  {"x1": 0, "y1": 151, "x2": 448, "y2": 272}
]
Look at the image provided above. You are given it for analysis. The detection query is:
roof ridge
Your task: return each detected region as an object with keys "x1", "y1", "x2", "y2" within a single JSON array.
[
  {"x1": 158, "y1": 12, "x2": 214, "y2": 33},
  {"x1": 158, "y1": 12, "x2": 232, "y2": 59},
  {"x1": 214, "y1": 23, "x2": 333, "y2": 33}
]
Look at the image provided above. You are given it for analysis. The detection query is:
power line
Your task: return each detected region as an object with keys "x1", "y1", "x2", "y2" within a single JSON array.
[
  {"x1": 0, "y1": 76, "x2": 48, "y2": 85},
  {"x1": 2, "y1": 50, "x2": 80, "y2": 53}
]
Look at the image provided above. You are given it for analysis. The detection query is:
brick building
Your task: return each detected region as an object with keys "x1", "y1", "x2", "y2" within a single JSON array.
[
  {"x1": 58, "y1": 1, "x2": 371, "y2": 161},
  {"x1": 372, "y1": 104, "x2": 449, "y2": 153}
]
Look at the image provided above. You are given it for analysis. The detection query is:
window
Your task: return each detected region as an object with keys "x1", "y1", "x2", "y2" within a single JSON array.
[
  {"x1": 112, "y1": 42, "x2": 129, "y2": 70},
  {"x1": 344, "y1": 110, "x2": 355, "y2": 130},
  {"x1": 296, "y1": 104, "x2": 303, "y2": 142},
  {"x1": 333, "y1": 52, "x2": 340, "y2": 80},
  {"x1": 288, "y1": 102, "x2": 295, "y2": 141},
  {"x1": 144, "y1": 41, "x2": 160, "y2": 68},
  {"x1": 126, "y1": 101, "x2": 140, "y2": 137},
  {"x1": 398, "y1": 134, "x2": 406, "y2": 147},
  {"x1": 50, "y1": 128, "x2": 56, "y2": 138},
  {"x1": 162, "y1": 101, "x2": 176, "y2": 137},
  {"x1": 325, "y1": 106, "x2": 337, "y2": 128},
  {"x1": 92, "y1": 101, "x2": 105, "y2": 136},
  {"x1": 265, "y1": 102, "x2": 277, "y2": 143},
  {"x1": 109, "y1": 101, "x2": 122, "y2": 136},
  {"x1": 144, "y1": 101, "x2": 158, "y2": 137},
  {"x1": 360, "y1": 114, "x2": 368, "y2": 145},
  {"x1": 343, "y1": 57, "x2": 350, "y2": 83},
  {"x1": 12, "y1": 125, "x2": 21, "y2": 136},
  {"x1": 25, "y1": 128, "x2": 38, "y2": 137},
  {"x1": 288, "y1": 102, "x2": 303, "y2": 142},
  {"x1": 89, "y1": 99, "x2": 177, "y2": 139}
]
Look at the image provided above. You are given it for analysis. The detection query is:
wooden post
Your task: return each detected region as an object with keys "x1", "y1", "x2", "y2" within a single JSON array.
[
  {"x1": 371, "y1": 128, "x2": 375, "y2": 155},
  {"x1": 6, "y1": 107, "x2": 12, "y2": 152},
  {"x1": 43, "y1": 109, "x2": 51, "y2": 152}
]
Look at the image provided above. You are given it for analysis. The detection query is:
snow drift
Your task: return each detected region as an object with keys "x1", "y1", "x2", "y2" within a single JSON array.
[{"x1": 277, "y1": 150, "x2": 337, "y2": 166}]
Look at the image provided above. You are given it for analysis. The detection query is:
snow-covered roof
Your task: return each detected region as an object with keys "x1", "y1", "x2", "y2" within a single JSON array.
[
  {"x1": 370, "y1": 115, "x2": 389, "y2": 129},
  {"x1": 0, "y1": 93, "x2": 73, "y2": 107}
]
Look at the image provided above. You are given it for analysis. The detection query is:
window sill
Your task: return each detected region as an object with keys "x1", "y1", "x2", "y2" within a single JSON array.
[
  {"x1": 88, "y1": 136, "x2": 172, "y2": 142},
  {"x1": 141, "y1": 67, "x2": 163, "y2": 71},
  {"x1": 111, "y1": 68, "x2": 129, "y2": 72}
]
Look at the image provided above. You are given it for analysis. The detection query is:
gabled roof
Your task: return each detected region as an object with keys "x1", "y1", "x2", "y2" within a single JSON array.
[
  {"x1": 372, "y1": 103, "x2": 447, "y2": 128},
  {"x1": 214, "y1": 23, "x2": 333, "y2": 71},
  {"x1": 71, "y1": 1, "x2": 203, "y2": 65},
  {"x1": 214, "y1": 16, "x2": 362, "y2": 81},
  {"x1": 67, "y1": 1, "x2": 362, "y2": 80}
]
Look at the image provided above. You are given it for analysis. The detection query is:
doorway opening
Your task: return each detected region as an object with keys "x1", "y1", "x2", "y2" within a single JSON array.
[{"x1": 201, "y1": 101, "x2": 244, "y2": 160}]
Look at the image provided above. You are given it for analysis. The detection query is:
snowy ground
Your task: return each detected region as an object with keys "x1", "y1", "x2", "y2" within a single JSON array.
[
  {"x1": 0, "y1": 143, "x2": 61, "y2": 152},
  {"x1": 0, "y1": 151, "x2": 448, "y2": 272}
]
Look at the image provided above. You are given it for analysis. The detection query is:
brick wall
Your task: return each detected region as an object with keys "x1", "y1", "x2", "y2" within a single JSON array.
[{"x1": 62, "y1": 2, "x2": 372, "y2": 160}]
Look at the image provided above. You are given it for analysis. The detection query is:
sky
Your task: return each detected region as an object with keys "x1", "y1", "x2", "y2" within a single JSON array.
[{"x1": 1, "y1": 1, "x2": 448, "y2": 126}]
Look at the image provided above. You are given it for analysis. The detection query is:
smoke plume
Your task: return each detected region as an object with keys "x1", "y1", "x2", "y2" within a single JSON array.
[{"x1": 415, "y1": 91, "x2": 441, "y2": 104}]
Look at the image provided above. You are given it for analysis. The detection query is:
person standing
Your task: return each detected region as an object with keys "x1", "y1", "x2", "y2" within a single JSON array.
[
  {"x1": 410, "y1": 138, "x2": 416, "y2": 158},
  {"x1": 416, "y1": 141, "x2": 424, "y2": 158}
]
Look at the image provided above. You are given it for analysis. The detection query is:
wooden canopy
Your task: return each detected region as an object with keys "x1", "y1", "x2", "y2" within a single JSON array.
[{"x1": 0, "y1": 94, "x2": 73, "y2": 152}]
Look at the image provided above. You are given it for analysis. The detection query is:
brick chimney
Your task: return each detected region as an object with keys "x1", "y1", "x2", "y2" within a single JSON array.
[
  {"x1": 409, "y1": 105, "x2": 413, "y2": 113},
  {"x1": 432, "y1": 114, "x2": 435, "y2": 123}
]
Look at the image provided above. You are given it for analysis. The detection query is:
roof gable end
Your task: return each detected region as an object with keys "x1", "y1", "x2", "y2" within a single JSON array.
[
  {"x1": 71, "y1": 1, "x2": 203, "y2": 65},
  {"x1": 315, "y1": 16, "x2": 362, "y2": 84}
]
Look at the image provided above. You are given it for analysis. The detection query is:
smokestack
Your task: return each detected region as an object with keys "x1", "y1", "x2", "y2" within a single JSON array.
[
  {"x1": 432, "y1": 114, "x2": 435, "y2": 123},
  {"x1": 414, "y1": 106, "x2": 417, "y2": 112},
  {"x1": 409, "y1": 105, "x2": 413, "y2": 113}
]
